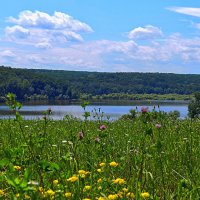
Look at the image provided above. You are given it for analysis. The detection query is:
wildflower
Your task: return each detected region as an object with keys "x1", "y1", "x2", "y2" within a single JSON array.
[
  {"x1": 16, "y1": 193, "x2": 20, "y2": 198},
  {"x1": 28, "y1": 180, "x2": 39, "y2": 185},
  {"x1": 83, "y1": 185, "x2": 91, "y2": 192},
  {"x1": 99, "y1": 162, "x2": 106, "y2": 167},
  {"x1": 14, "y1": 165, "x2": 22, "y2": 171},
  {"x1": 98, "y1": 197, "x2": 106, "y2": 200},
  {"x1": 100, "y1": 125, "x2": 106, "y2": 130},
  {"x1": 155, "y1": 123, "x2": 161, "y2": 129},
  {"x1": 46, "y1": 189, "x2": 55, "y2": 197},
  {"x1": 65, "y1": 192, "x2": 72, "y2": 198},
  {"x1": 122, "y1": 188, "x2": 128, "y2": 193},
  {"x1": 67, "y1": 176, "x2": 78, "y2": 182},
  {"x1": 108, "y1": 194, "x2": 118, "y2": 200},
  {"x1": 98, "y1": 186, "x2": 102, "y2": 190},
  {"x1": 141, "y1": 192, "x2": 150, "y2": 198},
  {"x1": 117, "y1": 191, "x2": 123, "y2": 198},
  {"x1": 97, "y1": 178, "x2": 103, "y2": 183},
  {"x1": 97, "y1": 168, "x2": 103, "y2": 173},
  {"x1": 38, "y1": 187, "x2": 45, "y2": 193},
  {"x1": 109, "y1": 161, "x2": 118, "y2": 167},
  {"x1": 24, "y1": 194, "x2": 31, "y2": 199},
  {"x1": 126, "y1": 192, "x2": 135, "y2": 198},
  {"x1": 62, "y1": 140, "x2": 67, "y2": 143},
  {"x1": 83, "y1": 198, "x2": 91, "y2": 200},
  {"x1": 53, "y1": 179, "x2": 59, "y2": 186},
  {"x1": 78, "y1": 131, "x2": 84, "y2": 140},
  {"x1": 141, "y1": 107, "x2": 148, "y2": 113},
  {"x1": 95, "y1": 137, "x2": 100, "y2": 143},
  {"x1": 113, "y1": 178, "x2": 125, "y2": 185},
  {"x1": 0, "y1": 190, "x2": 5, "y2": 196}
]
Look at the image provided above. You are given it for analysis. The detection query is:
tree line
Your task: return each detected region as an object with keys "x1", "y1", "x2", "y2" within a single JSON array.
[{"x1": 0, "y1": 66, "x2": 200, "y2": 101}]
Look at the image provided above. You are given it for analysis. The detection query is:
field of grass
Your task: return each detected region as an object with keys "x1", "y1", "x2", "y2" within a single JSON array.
[{"x1": 0, "y1": 101, "x2": 200, "y2": 199}]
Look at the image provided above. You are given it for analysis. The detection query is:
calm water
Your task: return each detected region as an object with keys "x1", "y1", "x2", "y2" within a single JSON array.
[{"x1": 0, "y1": 100, "x2": 189, "y2": 120}]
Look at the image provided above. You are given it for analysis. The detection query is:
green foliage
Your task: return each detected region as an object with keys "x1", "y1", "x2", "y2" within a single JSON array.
[
  {"x1": 188, "y1": 92, "x2": 200, "y2": 118},
  {"x1": 0, "y1": 98, "x2": 200, "y2": 199},
  {"x1": 0, "y1": 66, "x2": 199, "y2": 101}
]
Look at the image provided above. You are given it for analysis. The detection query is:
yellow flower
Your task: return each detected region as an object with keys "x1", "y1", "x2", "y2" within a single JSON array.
[
  {"x1": 108, "y1": 194, "x2": 118, "y2": 200},
  {"x1": 83, "y1": 198, "x2": 91, "y2": 200},
  {"x1": 78, "y1": 170, "x2": 90, "y2": 178},
  {"x1": 126, "y1": 192, "x2": 135, "y2": 198},
  {"x1": 46, "y1": 189, "x2": 55, "y2": 196},
  {"x1": 97, "y1": 168, "x2": 103, "y2": 173},
  {"x1": 24, "y1": 194, "x2": 31, "y2": 199},
  {"x1": 113, "y1": 178, "x2": 125, "y2": 185},
  {"x1": 122, "y1": 188, "x2": 128, "y2": 193},
  {"x1": 0, "y1": 190, "x2": 5, "y2": 196},
  {"x1": 53, "y1": 179, "x2": 59, "y2": 185},
  {"x1": 65, "y1": 192, "x2": 72, "y2": 198},
  {"x1": 109, "y1": 162, "x2": 118, "y2": 167},
  {"x1": 67, "y1": 176, "x2": 78, "y2": 182},
  {"x1": 14, "y1": 165, "x2": 22, "y2": 171},
  {"x1": 141, "y1": 192, "x2": 150, "y2": 198},
  {"x1": 117, "y1": 191, "x2": 123, "y2": 198},
  {"x1": 98, "y1": 186, "x2": 102, "y2": 190},
  {"x1": 97, "y1": 178, "x2": 103, "y2": 183},
  {"x1": 83, "y1": 185, "x2": 91, "y2": 192},
  {"x1": 16, "y1": 193, "x2": 20, "y2": 198},
  {"x1": 98, "y1": 197, "x2": 106, "y2": 200},
  {"x1": 99, "y1": 162, "x2": 106, "y2": 167}
]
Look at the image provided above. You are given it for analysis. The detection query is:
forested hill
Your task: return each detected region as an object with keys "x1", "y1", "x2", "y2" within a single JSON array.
[{"x1": 0, "y1": 66, "x2": 200, "y2": 100}]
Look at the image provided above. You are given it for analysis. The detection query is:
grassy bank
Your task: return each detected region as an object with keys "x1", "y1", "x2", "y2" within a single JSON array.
[{"x1": 0, "y1": 107, "x2": 199, "y2": 199}]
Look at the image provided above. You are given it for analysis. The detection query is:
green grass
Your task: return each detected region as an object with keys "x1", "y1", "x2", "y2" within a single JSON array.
[{"x1": 0, "y1": 108, "x2": 200, "y2": 199}]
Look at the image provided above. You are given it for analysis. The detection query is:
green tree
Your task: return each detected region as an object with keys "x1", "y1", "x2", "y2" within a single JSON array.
[{"x1": 188, "y1": 92, "x2": 200, "y2": 118}]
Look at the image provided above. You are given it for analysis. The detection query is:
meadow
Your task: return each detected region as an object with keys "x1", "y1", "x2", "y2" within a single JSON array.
[{"x1": 0, "y1": 98, "x2": 200, "y2": 199}]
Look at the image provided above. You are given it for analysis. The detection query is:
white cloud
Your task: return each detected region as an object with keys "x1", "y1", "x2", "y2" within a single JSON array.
[
  {"x1": 8, "y1": 10, "x2": 93, "y2": 32},
  {"x1": 128, "y1": 25, "x2": 163, "y2": 40},
  {"x1": 5, "y1": 10, "x2": 92, "y2": 47},
  {"x1": 167, "y1": 7, "x2": 200, "y2": 18},
  {"x1": 5, "y1": 25, "x2": 30, "y2": 39}
]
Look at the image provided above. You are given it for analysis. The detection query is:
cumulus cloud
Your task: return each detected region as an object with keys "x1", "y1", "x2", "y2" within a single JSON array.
[
  {"x1": 128, "y1": 25, "x2": 163, "y2": 40},
  {"x1": 5, "y1": 10, "x2": 92, "y2": 47},
  {"x1": 5, "y1": 25, "x2": 30, "y2": 39},
  {"x1": 167, "y1": 7, "x2": 200, "y2": 18},
  {"x1": 8, "y1": 10, "x2": 93, "y2": 32}
]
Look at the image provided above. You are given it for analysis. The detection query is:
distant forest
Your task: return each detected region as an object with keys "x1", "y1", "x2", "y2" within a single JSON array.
[{"x1": 0, "y1": 66, "x2": 200, "y2": 101}]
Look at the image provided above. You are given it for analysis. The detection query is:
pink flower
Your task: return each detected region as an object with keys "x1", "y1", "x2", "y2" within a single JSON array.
[
  {"x1": 141, "y1": 107, "x2": 148, "y2": 113},
  {"x1": 155, "y1": 123, "x2": 161, "y2": 129},
  {"x1": 99, "y1": 125, "x2": 106, "y2": 130}
]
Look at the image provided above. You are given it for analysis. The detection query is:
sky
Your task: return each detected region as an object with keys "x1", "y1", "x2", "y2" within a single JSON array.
[{"x1": 1, "y1": 0, "x2": 200, "y2": 73}]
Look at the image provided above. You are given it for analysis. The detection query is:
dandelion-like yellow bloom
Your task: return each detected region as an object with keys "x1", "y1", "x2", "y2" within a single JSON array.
[
  {"x1": 83, "y1": 198, "x2": 91, "y2": 200},
  {"x1": 122, "y1": 188, "x2": 128, "y2": 193},
  {"x1": 78, "y1": 170, "x2": 87, "y2": 175},
  {"x1": 0, "y1": 190, "x2": 5, "y2": 196},
  {"x1": 24, "y1": 194, "x2": 31, "y2": 199},
  {"x1": 117, "y1": 191, "x2": 123, "y2": 198},
  {"x1": 141, "y1": 192, "x2": 150, "y2": 198},
  {"x1": 46, "y1": 189, "x2": 55, "y2": 196},
  {"x1": 65, "y1": 192, "x2": 72, "y2": 198},
  {"x1": 109, "y1": 162, "x2": 118, "y2": 167},
  {"x1": 97, "y1": 168, "x2": 103, "y2": 173},
  {"x1": 98, "y1": 186, "x2": 102, "y2": 190},
  {"x1": 15, "y1": 193, "x2": 20, "y2": 198},
  {"x1": 98, "y1": 197, "x2": 106, "y2": 200},
  {"x1": 99, "y1": 162, "x2": 106, "y2": 167},
  {"x1": 83, "y1": 185, "x2": 91, "y2": 192},
  {"x1": 97, "y1": 178, "x2": 103, "y2": 183},
  {"x1": 14, "y1": 165, "x2": 22, "y2": 171},
  {"x1": 108, "y1": 194, "x2": 118, "y2": 200},
  {"x1": 53, "y1": 179, "x2": 59, "y2": 185},
  {"x1": 67, "y1": 176, "x2": 78, "y2": 182},
  {"x1": 113, "y1": 178, "x2": 125, "y2": 185},
  {"x1": 126, "y1": 192, "x2": 135, "y2": 198}
]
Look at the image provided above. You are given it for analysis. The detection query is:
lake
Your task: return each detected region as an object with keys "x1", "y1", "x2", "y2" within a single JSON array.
[{"x1": 0, "y1": 100, "x2": 189, "y2": 120}]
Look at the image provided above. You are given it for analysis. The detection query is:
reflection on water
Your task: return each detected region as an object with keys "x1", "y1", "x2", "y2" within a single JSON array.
[{"x1": 0, "y1": 100, "x2": 189, "y2": 120}]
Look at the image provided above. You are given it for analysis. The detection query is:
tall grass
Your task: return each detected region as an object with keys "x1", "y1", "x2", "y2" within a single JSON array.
[{"x1": 0, "y1": 96, "x2": 199, "y2": 199}]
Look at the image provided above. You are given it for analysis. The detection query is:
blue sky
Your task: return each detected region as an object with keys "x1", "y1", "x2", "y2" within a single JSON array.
[{"x1": 1, "y1": 0, "x2": 200, "y2": 73}]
